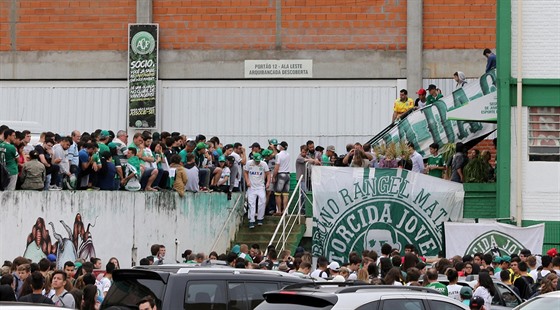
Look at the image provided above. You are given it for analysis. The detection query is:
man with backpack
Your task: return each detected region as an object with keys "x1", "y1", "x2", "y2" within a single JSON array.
[
  {"x1": 50, "y1": 270, "x2": 75, "y2": 308},
  {"x1": 310, "y1": 256, "x2": 330, "y2": 279},
  {"x1": 511, "y1": 261, "x2": 535, "y2": 300}
]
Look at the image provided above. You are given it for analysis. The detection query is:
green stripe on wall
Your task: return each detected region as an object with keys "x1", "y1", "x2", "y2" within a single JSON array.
[{"x1": 523, "y1": 220, "x2": 560, "y2": 254}]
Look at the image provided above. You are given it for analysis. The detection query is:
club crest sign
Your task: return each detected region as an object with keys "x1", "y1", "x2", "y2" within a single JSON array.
[{"x1": 312, "y1": 167, "x2": 464, "y2": 263}]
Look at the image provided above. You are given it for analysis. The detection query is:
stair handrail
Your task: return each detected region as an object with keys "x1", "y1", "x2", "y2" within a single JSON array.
[
  {"x1": 265, "y1": 175, "x2": 304, "y2": 256},
  {"x1": 210, "y1": 193, "x2": 245, "y2": 252}
]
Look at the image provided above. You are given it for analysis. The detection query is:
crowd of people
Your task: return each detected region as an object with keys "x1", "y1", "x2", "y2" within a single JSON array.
[
  {"x1": 2, "y1": 240, "x2": 556, "y2": 309},
  {"x1": 0, "y1": 255, "x2": 119, "y2": 309}
]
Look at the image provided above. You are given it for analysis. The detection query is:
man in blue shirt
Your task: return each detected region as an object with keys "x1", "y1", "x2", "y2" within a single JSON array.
[{"x1": 483, "y1": 48, "x2": 496, "y2": 73}]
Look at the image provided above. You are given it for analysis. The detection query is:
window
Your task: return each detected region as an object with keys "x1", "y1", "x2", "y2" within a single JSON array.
[
  {"x1": 245, "y1": 282, "x2": 279, "y2": 309},
  {"x1": 184, "y1": 281, "x2": 226, "y2": 310},
  {"x1": 428, "y1": 300, "x2": 465, "y2": 310},
  {"x1": 382, "y1": 299, "x2": 425, "y2": 310},
  {"x1": 495, "y1": 282, "x2": 521, "y2": 307},
  {"x1": 528, "y1": 107, "x2": 560, "y2": 161},
  {"x1": 355, "y1": 300, "x2": 380, "y2": 310}
]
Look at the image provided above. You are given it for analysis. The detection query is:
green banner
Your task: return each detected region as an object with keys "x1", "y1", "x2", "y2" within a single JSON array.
[
  {"x1": 312, "y1": 167, "x2": 464, "y2": 262},
  {"x1": 128, "y1": 24, "x2": 158, "y2": 128},
  {"x1": 369, "y1": 70, "x2": 498, "y2": 157}
]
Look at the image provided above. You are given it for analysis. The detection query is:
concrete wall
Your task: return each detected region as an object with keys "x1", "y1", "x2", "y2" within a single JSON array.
[
  {"x1": 0, "y1": 191, "x2": 243, "y2": 268},
  {"x1": 509, "y1": 108, "x2": 560, "y2": 222}
]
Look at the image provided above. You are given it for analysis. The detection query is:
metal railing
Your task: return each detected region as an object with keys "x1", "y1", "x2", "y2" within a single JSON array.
[
  {"x1": 265, "y1": 175, "x2": 305, "y2": 256},
  {"x1": 210, "y1": 193, "x2": 245, "y2": 252}
]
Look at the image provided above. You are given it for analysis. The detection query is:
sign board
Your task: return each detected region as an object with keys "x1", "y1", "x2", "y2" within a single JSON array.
[
  {"x1": 244, "y1": 59, "x2": 313, "y2": 78},
  {"x1": 447, "y1": 91, "x2": 497, "y2": 122},
  {"x1": 445, "y1": 222, "x2": 545, "y2": 257},
  {"x1": 128, "y1": 24, "x2": 159, "y2": 128},
  {"x1": 312, "y1": 167, "x2": 464, "y2": 263}
]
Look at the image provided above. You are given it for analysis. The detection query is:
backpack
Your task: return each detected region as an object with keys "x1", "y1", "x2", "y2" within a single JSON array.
[
  {"x1": 319, "y1": 269, "x2": 330, "y2": 278},
  {"x1": 51, "y1": 291, "x2": 69, "y2": 307},
  {"x1": 519, "y1": 276, "x2": 535, "y2": 299},
  {"x1": 334, "y1": 155, "x2": 347, "y2": 167},
  {"x1": 0, "y1": 162, "x2": 9, "y2": 190},
  {"x1": 530, "y1": 271, "x2": 544, "y2": 294}
]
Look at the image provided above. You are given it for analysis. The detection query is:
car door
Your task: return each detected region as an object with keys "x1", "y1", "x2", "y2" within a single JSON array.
[
  {"x1": 494, "y1": 282, "x2": 522, "y2": 308},
  {"x1": 427, "y1": 299, "x2": 468, "y2": 310},
  {"x1": 380, "y1": 298, "x2": 426, "y2": 310}
]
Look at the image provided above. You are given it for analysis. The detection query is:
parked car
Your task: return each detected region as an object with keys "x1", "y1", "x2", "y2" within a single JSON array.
[
  {"x1": 100, "y1": 267, "x2": 312, "y2": 310},
  {"x1": 0, "y1": 302, "x2": 56, "y2": 309},
  {"x1": 421, "y1": 275, "x2": 523, "y2": 309},
  {"x1": 255, "y1": 283, "x2": 470, "y2": 310},
  {"x1": 512, "y1": 291, "x2": 560, "y2": 309}
]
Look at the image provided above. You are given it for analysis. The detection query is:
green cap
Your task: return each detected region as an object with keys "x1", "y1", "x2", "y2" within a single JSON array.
[
  {"x1": 100, "y1": 130, "x2": 110, "y2": 138},
  {"x1": 261, "y1": 149, "x2": 273, "y2": 157},
  {"x1": 107, "y1": 142, "x2": 117, "y2": 149},
  {"x1": 196, "y1": 142, "x2": 208, "y2": 150},
  {"x1": 216, "y1": 148, "x2": 223, "y2": 156},
  {"x1": 268, "y1": 138, "x2": 278, "y2": 145},
  {"x1": 253, "y1": 153, "x2": 263, "y2": 161},
  {"x1": 501, "y1": 255, "x2": 511, "y2": 263},
  {"x1": 493, "y1": 256, "x2": 502, "y2": 263},
  {"x1": 218, "y1": 155, "x2": 226, "y2": 162}
]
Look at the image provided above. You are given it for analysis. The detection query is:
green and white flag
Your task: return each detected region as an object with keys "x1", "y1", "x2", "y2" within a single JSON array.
[
  {"x1": 312, "y1": 167, "x2": 464, "y2": 263},
  {"x1": 445, "y1": 222, "x2": 545, "y2": 257},
  {"x1": 369, "y1": 70, "x2": 498, "y2": 157}
]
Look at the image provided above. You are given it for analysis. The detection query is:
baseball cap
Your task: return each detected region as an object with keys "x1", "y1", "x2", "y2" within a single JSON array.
[
  {"x1": 196, "y1": 142, "x2": 208, "y2": 150},
  {"x1": 427, "y1": 84, "x2": 437, "y2": 90},
  {"x1": 547, "y1": 248, "x2": 558, "y2": 257},
  {"x1": 47, "y1": 254, "x2": 57, "y2": 262},
  {"x1": 268, "y1": 138, "x2": 278, "y2": 146},
  {"x1": 100, "y1": 130, "x2": 110, "y2": 139},
  {"x1": 231, "y1": 244, "x2": 240, "y2": 255},
  {"x1": 218, "y1": 155, "x2": 226, "y2": 162},
  {"x1": 417, "y1": 88, "x2": 427, "y2": 95},
  {"x1": 250, "y1": 142, "x2": 261, "y2": 148},
  {"x1": 493, "y1": 256, "x2": 502, "y2": 263},
  {"x1": 253, "y1": 153, "x2": 263, "y2": 161},
  {"x1": 460, "y1": 286, "x2": 473, "y2": 298},
  {"x1": 327, "y1": 145, "x2": 335, "y2": 152},
  {"x1": 279, "y1": 141, "x2": 288, "y2": 150},
  {"x1": 501, "y1": 255, "x2": 511, "y2": 263},
  {"x1": 328, "y1": 261, "x2": 340, "y2": 271},
  {"x1": 469, "y1": 296, "x2": 485, "y2": 309},
  {"x1": 261, "y1": 149, "x2": 273, "y2": 157}
]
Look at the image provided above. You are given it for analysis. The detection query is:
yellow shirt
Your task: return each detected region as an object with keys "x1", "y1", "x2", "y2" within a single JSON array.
[{"x1": 394, "y1": 98, "x2": 414, "y2": 113}]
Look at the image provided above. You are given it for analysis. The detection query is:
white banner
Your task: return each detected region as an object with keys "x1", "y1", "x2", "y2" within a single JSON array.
[
  {"x1": 444, "y1": 222, "x2": 545, "y2": 257},
  {"x1": 312, "y1": 167, "x2": 464, "y2": 263}
]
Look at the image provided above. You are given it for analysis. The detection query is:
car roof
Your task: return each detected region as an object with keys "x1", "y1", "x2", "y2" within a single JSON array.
[
  {"x1": 115, "y1": 267, "x2": 313, "y2": 281},
  {"x1": 261, "y1": 284, "x2": 469, "y2": 309},
  {"x1": 0, "y1": 302, "x2": 56, "y2": 309}
]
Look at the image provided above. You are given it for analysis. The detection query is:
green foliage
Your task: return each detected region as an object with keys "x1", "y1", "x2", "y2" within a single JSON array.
[{"x1": 464, "y1": 156, "x2": 492, "y2": 183}]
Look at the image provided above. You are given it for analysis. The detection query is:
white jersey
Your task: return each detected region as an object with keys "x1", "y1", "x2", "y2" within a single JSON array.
[
  {"x1": 244, "y1": 160, "x2": 269, "y2": 190},
  {"x1": 276, "y1": 150, "x2": 290, "y2": 173}
]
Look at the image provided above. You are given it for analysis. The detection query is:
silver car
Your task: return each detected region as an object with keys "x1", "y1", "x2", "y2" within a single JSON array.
[
  {"x1": 512, "y1": 291, "x2": 560, "y2": 309},
  {"x1": 255, "y1": 283, "x2": 470, "y2": 310}
]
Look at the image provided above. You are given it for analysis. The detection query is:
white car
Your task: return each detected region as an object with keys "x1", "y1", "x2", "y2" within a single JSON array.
[
  {"x1": 512, "y1": 291, "x2": 560, "y2": 309},
  {"x1": 255, "y1": 283, "x2": 470, "y2": 310}
]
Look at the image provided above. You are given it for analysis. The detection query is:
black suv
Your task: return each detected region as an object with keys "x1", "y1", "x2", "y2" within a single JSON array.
[{"x1": 100, "y1": 267, "x2": 312, "y2": 310}]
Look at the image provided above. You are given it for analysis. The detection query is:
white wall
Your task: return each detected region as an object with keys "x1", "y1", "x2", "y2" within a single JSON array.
[
  {"x1": 0, "y1": 191, "x2": 243, "y2": 268},
  {"x1": 511, "y1": 0, "x2": 560, "y2": 79},
  {"x1": 509, "y1": 108, "x2": 560, "y2": 222}
]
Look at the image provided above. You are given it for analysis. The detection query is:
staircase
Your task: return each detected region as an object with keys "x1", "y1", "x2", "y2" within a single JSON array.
[{"x1": 232, "y1": 214, "x2": 306, "y2": 254}]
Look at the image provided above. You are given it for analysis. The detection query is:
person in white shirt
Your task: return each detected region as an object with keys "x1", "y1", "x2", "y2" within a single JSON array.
[
  {"x1": 52, "y1": 137, "x2": 72, "y2": 188},
  {"x1": 408, "y1": 142, "x2": 424, "y2": 173},
  {"x1": 446, "y1": 268, "x2": 463, "y2": 301},
  {"x1": 243, "y1": 153, "x2": 270, "y2": 229},
  {"x1": 272, "y1": 141, "x2": 290, "y2": 215},
  {"x1": 310, "y1": 256, "x2": 330, "y2": 279},
  {"x1": 50, "y1": 270, "x2": 75, "y2": 308}
]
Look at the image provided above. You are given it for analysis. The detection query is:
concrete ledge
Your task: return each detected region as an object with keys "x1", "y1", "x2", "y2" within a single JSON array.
[
  {"x1": 1, "y1": 49, "x2": 483, "y2": 80},
  {"x1": 0, "y1": 191, "x2": 242, "y2": 268}
]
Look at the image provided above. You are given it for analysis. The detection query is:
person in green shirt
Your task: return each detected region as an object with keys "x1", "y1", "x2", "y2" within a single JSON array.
[
  {"x1": 426, "y1": 84, "x2": 443, "y2": 106},
  {"x1": 0, "y1": 129, "x2": 19, "y2": 190},
  {"x1": 425, "y1": 268, "x2": 448, "y2": 296},
  {"x1": 425, "y1": 143, "x2": 445, "y2": 178},
  {"x1": 98, "y1": 130, "x2": 111, "y2": 155}
]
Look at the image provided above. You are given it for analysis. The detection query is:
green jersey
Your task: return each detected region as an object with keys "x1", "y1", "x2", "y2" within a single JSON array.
[
  {"x1": 0, "y1": 141, "x2": 19, "y2": 175},
  {"x1": 98, "y1": 142, "x2": 110, "y2": 156},
  {"x1": 427, "y1": 154, "x2": 445, "y2": 178},
  {"x1": 426, "y1": 282, "x2": 448, "y2": 296},
  {"x1": 127, "y1": 156, "x2": 142, "y2": 178},
  {"x1": 427, "y1": 93, "x2": 443, "y2": 106}
]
